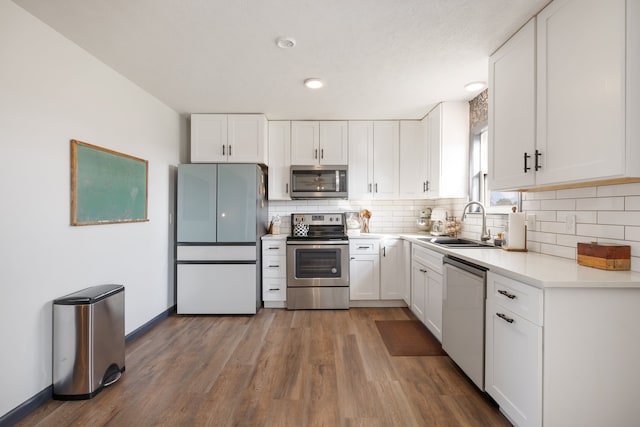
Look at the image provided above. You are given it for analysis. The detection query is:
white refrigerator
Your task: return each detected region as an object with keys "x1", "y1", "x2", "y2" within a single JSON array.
[{"x1": 176, "y1": 164, "x2": 267, "y2": 314}]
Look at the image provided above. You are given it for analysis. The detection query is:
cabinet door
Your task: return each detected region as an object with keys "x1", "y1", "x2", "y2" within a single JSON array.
[
  {"x1": 227, "y1": 114, "x2": 267, "y2": 164},
  {"x1": 485, "y1": 300, "x2": 542, "y2": 427},
  {"x1": 319, "y1": 121, "x2": 348, "y2": 165},
  {"x1": 425, "y1": 270, "x2": 443, "y2": 342},
  {"x1": 399, "y1": 120, "x2": 428, "y2": 198},
  {"x1": 411, "y1": 261, "x2": 427, "y2": 322},
  {"x1": 402, "y1": 241, "x2": 412, "y2": 305},
  {"x1": 350, "y1": 254, "x2": 380, "y2": 300},
  {"x1": 291, "y1": 121, "x2": 320, "y2": 165},
  {"x1": 489, "y1": 18, "x2": 536, "y2": 190},
  {"x1": 177, "y1": 263, "x2": 257, "y2": 314},
  {"x1": 425, "y1": 106, "x2": 441, "y2": 197},
  {"x1": 177, "y1": 164, "x2": 217, "y2": 242},
  {"x1": 217, "y1": 164, "x2": 257, "y2": 242},
  {"x1": 373, "y1": 121, "x2": 399, "y2": 198},
  {"x1": 348, "y1": 121, "x2": 374, "y2": 200},
  {"x1": 268, "y1": 121, "x2": 291, "y2": 200},
  {"x1": 191, "y1": 114, "x2": 228, "y2": 162},
  {"x1": 536, "y1": 0, "x2": 625, "y2": 185},
  {"x1": 380, "y1": 239, "x2": 403, "y2": 299}
]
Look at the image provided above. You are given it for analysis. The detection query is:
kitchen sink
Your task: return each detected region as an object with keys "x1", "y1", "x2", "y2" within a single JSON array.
[{"x1": 417, "y1": 237, "x2": 497, "y2": 248}]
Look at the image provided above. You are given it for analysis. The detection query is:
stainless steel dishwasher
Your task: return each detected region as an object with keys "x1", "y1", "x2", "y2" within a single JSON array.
[{"x1": 442, "y1": 255, "x2": 488, "y2": 390}]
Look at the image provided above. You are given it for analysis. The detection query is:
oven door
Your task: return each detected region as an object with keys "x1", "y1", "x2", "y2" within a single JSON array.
[{"x1": 287, "y1": 242, "x2": 349, "y2": 287}]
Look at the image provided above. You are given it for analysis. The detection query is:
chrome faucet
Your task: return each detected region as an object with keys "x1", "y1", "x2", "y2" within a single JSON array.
[{"x1": 462, "y1": 201, "x2": 491, "y2": 241}]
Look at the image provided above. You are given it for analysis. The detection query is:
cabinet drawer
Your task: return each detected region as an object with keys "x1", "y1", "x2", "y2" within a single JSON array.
[
  {"x1": 412, "y1": 244, "x2": 444, "y2": 273},
  {"x1": 350, "y1": 240, "x2": 380, "y2": 254},
  {"x1": 262, "y1": 255, "x2": 286, "y2": 278},
  {"x1": 262, "y1": 239, "x2": 286, "y2": 255},
  {"x1": 263, "y1": 278, "x2": 286, "y2": 301},
  {"x1": 487, "y1": 272, "x2": 543, "y2": 325}
]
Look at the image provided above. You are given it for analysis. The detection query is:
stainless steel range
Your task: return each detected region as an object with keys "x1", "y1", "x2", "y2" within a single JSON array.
[{"x1": 286, "y1": 213, "x2": 349, "y2": 310}]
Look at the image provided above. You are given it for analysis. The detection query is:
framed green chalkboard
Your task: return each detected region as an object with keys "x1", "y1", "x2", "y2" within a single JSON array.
[{"x1": 71, "y1": 140, "x2": 148, "y2": 226}]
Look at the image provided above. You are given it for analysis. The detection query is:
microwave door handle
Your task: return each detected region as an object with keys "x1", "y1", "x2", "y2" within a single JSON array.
[{"x1": 336, "y1": 170, "x2": 340, "y2": 192}]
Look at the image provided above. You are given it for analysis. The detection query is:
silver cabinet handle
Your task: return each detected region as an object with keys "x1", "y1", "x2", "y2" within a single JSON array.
[
  {"x1": 268, "y1": 288, "x2": 280, "y2": 291},
  {"x1": 222, "y1": 144, "x2": 226, "y2": 155},
  {"x1": 496, "y1": 313, "x2": 514, "y2": 323},
  {"x1": 368, "y1": 183, "x2": 372, "y2": 193},
  {"x1": 267, "y1": 247, "x2": 280, "y2": 250},
  {"x1": 321, "y1": 148, "x2": 324, "y2": 159},
  {"x1": 357, "y1": 246, "x2": 369, "y2": 249},
  {"x1": 498, "y1": 289, "x2": 517, "y2": 299},
  {"x1": 315, "y1": 148, "x2": 318, "y2": 159},
  {"x1": 375, "y1": 183, "x2": 378, "y2": 193},
  {"x1": 268, "y1": 265, "x2": 280, "y2": 268},
  {"x1": 229, "y1": 145, "x2": 232, "y2": 156}
]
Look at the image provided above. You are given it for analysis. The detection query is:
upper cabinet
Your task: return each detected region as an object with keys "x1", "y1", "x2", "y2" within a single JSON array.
[
  {"x1": 291, "y1": 121, "x2": 348, "y2": 165},
  {"x1": 490, "y1": 0, "x2": 640, "y2": 191},
  {"x1": 423, "y1": 102, "x2": 469, "y2": 199},
  {"x1": 398, "y1": 120, "x2": 429, "y2": 198},
  {"x1": 267, "y1": 121, "x2": 291, "y2": 200},
  {"x1": 191, "y1": 114, "x2": 268, "y2": 164},
  {"x1": 489, "y1": 18, "x2": 537, "y2": 190},
  {"x1": 348, "y1": 121, "x2": 399, "y2": 200}
]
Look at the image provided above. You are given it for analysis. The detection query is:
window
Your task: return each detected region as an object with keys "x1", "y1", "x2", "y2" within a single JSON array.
[{"x1": 469, "y1": 127, "x2": 519, "y2": 213}]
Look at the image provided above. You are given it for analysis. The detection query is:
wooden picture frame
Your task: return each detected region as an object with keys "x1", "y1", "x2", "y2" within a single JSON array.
[{"x1": 71, "y1": 139, "x2": 149, "y2": 226}]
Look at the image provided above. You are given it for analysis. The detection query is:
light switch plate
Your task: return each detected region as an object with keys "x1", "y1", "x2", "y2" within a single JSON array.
[{"x1": 527, "y1": 214, "x2": 536, "y2": 231}]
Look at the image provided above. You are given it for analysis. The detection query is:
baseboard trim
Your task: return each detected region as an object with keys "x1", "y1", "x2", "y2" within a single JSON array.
[
  {"x1": 125, "y1": 304, "x2": 176, "y2": 344},
  {"x1": 0, "y1": 305, "x2": 176, "y2": 425},
  {"x1": 0, "y1": 385, "x2": 52, "y2": 427}
]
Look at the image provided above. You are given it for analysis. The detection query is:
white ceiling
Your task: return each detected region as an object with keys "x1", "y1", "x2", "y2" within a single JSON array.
[{"x1": 13, "y1": 0, "x2": 549, "y2": 120}]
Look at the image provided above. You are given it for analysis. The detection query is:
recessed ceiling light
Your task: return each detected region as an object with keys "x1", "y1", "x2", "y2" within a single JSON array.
[
  {"x1": 464, "y1": 81, "x2": 486, "y2": 92},
  {"x1": 276, "y1": 37, "x2": 296, "y2": 49},
  {"x1": 304, "y1": 78, "x2": 324, "y2": 89}
]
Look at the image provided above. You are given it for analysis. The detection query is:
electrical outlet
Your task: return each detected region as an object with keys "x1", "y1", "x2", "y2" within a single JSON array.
[
  {"x1": 565, "y1": 214, "x2": 576, "y2": 234},
  {"x1": 527, "y1": 214, "x2": 536, "y2": 231}
]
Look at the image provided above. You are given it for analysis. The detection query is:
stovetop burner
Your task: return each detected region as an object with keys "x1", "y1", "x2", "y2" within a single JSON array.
[{"x1": 288, "y1": 213, "x2": 347, "y2": 241}]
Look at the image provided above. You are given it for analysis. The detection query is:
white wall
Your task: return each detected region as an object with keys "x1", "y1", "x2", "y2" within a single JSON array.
[{"x1": 0, "y1": 1, "x2": 185, "y2": 417}]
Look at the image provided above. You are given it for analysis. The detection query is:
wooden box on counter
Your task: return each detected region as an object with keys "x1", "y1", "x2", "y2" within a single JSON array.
[{"x1": 577, "y1": 242, "x2": 631, "y2": 271}]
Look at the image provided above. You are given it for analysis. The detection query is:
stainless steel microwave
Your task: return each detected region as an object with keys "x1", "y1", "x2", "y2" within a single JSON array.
[{"x1": 290, "y1": 165, "x2": 348, "y2": 199}]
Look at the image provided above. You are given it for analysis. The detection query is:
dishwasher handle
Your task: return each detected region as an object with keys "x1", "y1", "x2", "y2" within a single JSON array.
[{"x1": 443, "y1": 256, "x2": 488, "y2": 277}]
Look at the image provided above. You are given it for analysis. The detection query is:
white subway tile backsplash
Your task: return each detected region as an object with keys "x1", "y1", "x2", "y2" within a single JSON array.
[
  {"x1": 598, "y1": 211, "x2": 640, "y2": 226},
  {"x1": 626, "y1": 196, "x2": 640, "y2": 211},
  {"x1": 627, "y1": 226, "x2": 640, "y2": 242},
  {"x1": 539, "y1": 221, "x2": 567, "y2": 234},
  {"x1": 528, "y1": 231, "x2": 557, "y2": 244},
  {"x1": 556, "y1": 187, "x2": 597, "y2": 199},
  {"x1": 576, "y1": 223, "x2": 625, "y2": 240},
  {"x1": 523, "y1": 191, "x2": 557, "y2": 200},
  {"x1": 540, "y1": 243, "x2": 575, "y2": 259},
  {"x1": 576, "y1": 197, "x2": 625, "y2": 211},
  {"x1": 540, "y1": 199, "x2": 576, "y2": 211},
  {"x1": 597, "y1": 182, "x2": 640, "y2": 197},
  {"x1": 522, "y1": 200, "x2": 541, "y2": 211}
]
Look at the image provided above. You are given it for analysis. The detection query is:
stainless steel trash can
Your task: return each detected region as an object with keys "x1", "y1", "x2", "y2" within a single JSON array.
[{"x1": 53, "y1": 284, "x2": 125, "y2": 400}]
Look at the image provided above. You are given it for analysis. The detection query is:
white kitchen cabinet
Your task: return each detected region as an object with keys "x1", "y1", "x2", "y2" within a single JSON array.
[
  {"x1": 489, "y1": 18, "x2": 537, "y2": 190},
  {"x1": 398, "y1": 120, "x2": 429, "y2": 198},
  {"x1": 290, "y1": 121, "x2": 348, "y2": 165},
  {"x1": 261, "y1": 237, "x2": 287, "y2": 307},
  {"x1": 402, "y1": 240, "x2": 411, "y2": 305},
  {"x1": 380, "y1": 238, "x2": 404, "y2": 300},
  {"x1": 485, "y1": 272, "x2": 542, "y2": 427},
  {"x1": 267, "y1": 121, "x2": 291, "y2": 200},
  {"x1": 410, "y1": 244, "x2": 443, "y2": 341},
  {"x1": 191, "y1": 114, "x2": 267, "y2": 164},
  {"x1": 348, "y1": 121, "x2": 399, "y2": 200},
  {"x1": 423, "y1": 102, "x2": 469, "y2": 198},
  {"x1": 349, "y1": 239, "x2": 380, "y2": 300},
  {"x1": 490, "y1": 0, "x2": 640, "y2": 191}
]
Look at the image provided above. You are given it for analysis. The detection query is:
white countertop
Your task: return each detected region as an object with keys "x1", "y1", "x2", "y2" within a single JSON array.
[
  {"x1": 261, "y1": 231, "x2": 640, "y2": 289},
  {"x1": 399, "y1": 234, "x2": 640, "y2": 290}
]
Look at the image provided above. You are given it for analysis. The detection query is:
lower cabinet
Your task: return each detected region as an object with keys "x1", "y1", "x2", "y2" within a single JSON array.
[
  {"x1": 410, "y1": 244, "x2": 444, "y2": 341},
  {"x1": 380, "y1": 238, "x2": 404, "y2": 299},
  {"x1": 261, "y1": 237, "x2": 287, "y2": 307},
  {"x1": 349, "y1": 239, "x2": 380, "y2": 300},
  {"x1": 485, "y1": 272, "x2": 542, "y2": 427}
]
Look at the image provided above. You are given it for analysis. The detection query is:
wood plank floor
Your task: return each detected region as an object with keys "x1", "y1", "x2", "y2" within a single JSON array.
[{"x1": 17, "y1": 308, "x2": 511, "y2": 427}]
